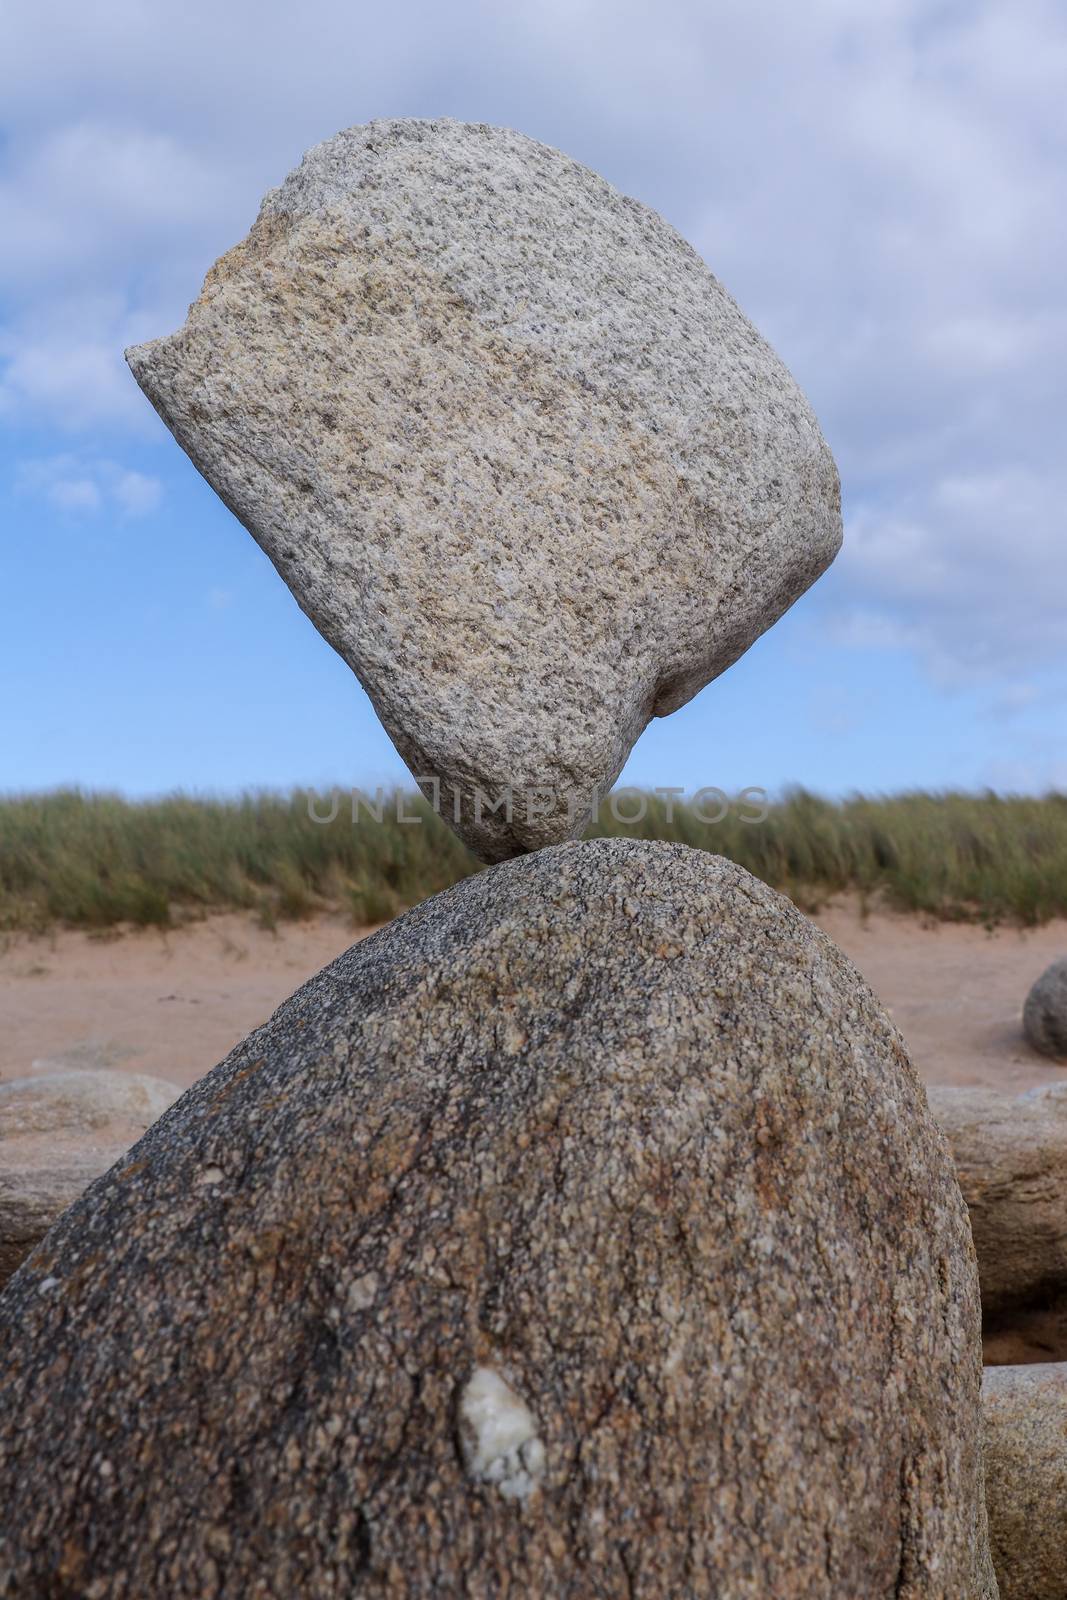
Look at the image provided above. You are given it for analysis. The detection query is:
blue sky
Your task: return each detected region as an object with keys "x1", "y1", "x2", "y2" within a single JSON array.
[{"x1": 2, "y1": 0, "x2": 1065, "y2": 800}]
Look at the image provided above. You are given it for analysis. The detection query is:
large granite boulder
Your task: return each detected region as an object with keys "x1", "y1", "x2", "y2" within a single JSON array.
[
  {"x1": 1024, "y1": 957, "x2": 1067, "y2": 1060},
  {"x1": 0, "y1": 1069, "x2": 180, "y2": 1287},
  {"x1": 929, "y1": 1082, "x2": 1067, "y2": 1315},
  {"x1": 126, "y1": 119, "x2": 841, "y2": 861},
  {"x1": 0, "y1": 841, "x2": 993, "y2": 1597},
  {"x1": 983, "y1": 1362, "x2": 1067, "y2": 1600}
]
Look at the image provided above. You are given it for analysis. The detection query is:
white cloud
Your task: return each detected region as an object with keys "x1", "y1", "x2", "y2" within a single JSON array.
[
  {"x1": 0, "y1": 286, "x2": 176, "y2": 429},
  {"x1": 838, "y1": 465, "x2": 1067, "y2": 675},
  {"x1": 14, "y1": 454, "x2": 163, "y2": 518},
  {"x1": 0, "y1": 0, "x2": 1064, "y2": 678},
  {"x1": 48, "y1": 476, "x2": 101, "y2": 513},
  {"x1": 989, "y1": 683, "x2": 1040, "y2": 720},
  {"x1": 825, "y1": 609, "x2": 922, "y2": 655},
  {"x1": 0, "y1": 332, "x2": 139, "y2": 429},
  {"x1": 0, "y1": 122, "x2": 237, "y2": 292},
  {"x1": 113, "y1": 468, "x2": 162, "y2": 516}
]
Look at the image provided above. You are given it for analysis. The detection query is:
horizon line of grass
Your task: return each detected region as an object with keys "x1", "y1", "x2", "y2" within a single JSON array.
[{"x1": 1, "y1": 786, "x2": 1066, "y2": 934}]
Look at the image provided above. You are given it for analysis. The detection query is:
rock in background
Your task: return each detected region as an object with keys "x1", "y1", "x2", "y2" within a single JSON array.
[
  {"x1": 983, "y1": 1362, "x2": 1067, "y2": 1600},
  {"x1": 0, "y1": 841, "x2": 993, "y2": 1598},
  {"x1": 1024, "y1": 958, "x2": 1067, "y2": 1061},
  {"x1": 929, "y1": 1082, "x2": 1067, "y2": 1319},
  {"x1": 0, "y1": 1070, "x2": 180, "y2": 1287},
  {"x1": 126, "y1": 119, "x2": 841, "y2": 861}
]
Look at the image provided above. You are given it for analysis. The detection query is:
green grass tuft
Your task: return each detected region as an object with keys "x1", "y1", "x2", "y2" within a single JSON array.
[{"x1": 1, "y1": 786, "x2": 1066, "y2": 933}]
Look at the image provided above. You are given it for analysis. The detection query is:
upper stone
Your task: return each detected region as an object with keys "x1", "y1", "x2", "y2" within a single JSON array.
[{"x1": 127, "y1": 119, "x2": 842, "y2": 858}]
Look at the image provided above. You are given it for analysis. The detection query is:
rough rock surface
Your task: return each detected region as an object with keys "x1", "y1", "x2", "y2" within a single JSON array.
[
  {"x1": 0, "y1": 841, "x2": 993, "y2": 1598},
  {"x1": 983, "y1": 1362, "x2": 1067, "y2": 1600},
  {"x1": 0, "y1": 1070, "x2": 180, "y2": 1286},
  {"x1": 1024, "y1": 957, "x2": 1067, "y2": 1060},
  {"x1": 930, "y1": 1082, "x2": 1067, "y2": 1316},
  {"x1": 126, "y1": 119, "x2": 841, "y2": 861}
]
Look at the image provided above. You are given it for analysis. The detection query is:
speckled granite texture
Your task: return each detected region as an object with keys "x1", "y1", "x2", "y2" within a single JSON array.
[
  {"x1": 0, "y1": 841, "x2": 992, "y2": 1597},
  {"x1": 126, "y1": 119, "x2": 841, "y2": 860},
  {"x1": 983, "y1": 1362, "x2": 1067, "y2": 1600}
]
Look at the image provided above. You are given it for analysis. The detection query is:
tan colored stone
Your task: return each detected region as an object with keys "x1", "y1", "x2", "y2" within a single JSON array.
[
  {"x1": 983, "y1": 1362, "x2": 1067, "y2": 1600},
  {"x1": 127, "y1": 119, "x2": 841, "y2": 861},
  {"x1": 0, "y1": 842, "x2": 993, "y2": 1596},
  {"x1": 0, "y1": 1070, "x2": 181, "y2": 1286},
  {"x1": 929, "y1": 1082, "x2": 1067, "y2": 1313}
]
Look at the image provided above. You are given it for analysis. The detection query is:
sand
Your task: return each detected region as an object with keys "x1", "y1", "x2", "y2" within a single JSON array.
[
  {"x1": 0, "y1": 912, "x2": 365, "y2": 1090},
  {"x1": 2, "y1": 897, "x2": 1065, "y2": 1094},
  {"x1": 4, "y1": 897, "x2": 1067, "y2": 1363},
  {"x1": 813, "y1": 900, "x2": 1067, "y2": 1093}
]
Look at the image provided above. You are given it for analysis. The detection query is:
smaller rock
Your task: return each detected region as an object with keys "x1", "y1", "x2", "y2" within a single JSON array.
[
  {"x1": 1025, "y1": 958, "x2": 1067, "y2": 1059},
  {"x1": 983, "y1": 1361, "x2": 1067, "y2": 1600},
  {"x1": 929, "y1": 1081, "x2": 1067, "y2": 1313},
  {"x1": 0, "y1": 1070, "x2": 181, "y2": 1286}
]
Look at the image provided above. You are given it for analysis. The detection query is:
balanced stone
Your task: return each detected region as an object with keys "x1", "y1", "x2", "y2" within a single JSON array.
[
  {"x1": 126, "y1": 119, "x2": 841, "y2": 860},
  {"x1": 0, "y1": 841, "x2": 993, "y2": 1597}
]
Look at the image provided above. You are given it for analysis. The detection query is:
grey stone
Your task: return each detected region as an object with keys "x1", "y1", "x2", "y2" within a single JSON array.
[
  {"x1": 126, "y1": 119, "x2": 841, "y2": 861},
  {"x1": 929, "y1": 1082, "x2": 1067, "y2": 1315},
  {"x1": 0, "y1": 1070, "x2": 180, "y2": 1287},
  {"x1": 0, "y1": 841, "x2": 993, "y2": 1597},
  {"x1": 1024, "y1": 957, "x2": 1067, "y2": 1059},
  {"x1": 29, "y1": 1036, "x2": 137, "y2": 1074},
  {"x1": 983, "y1": 1362, "x2": 1067, "y2": 1600}
]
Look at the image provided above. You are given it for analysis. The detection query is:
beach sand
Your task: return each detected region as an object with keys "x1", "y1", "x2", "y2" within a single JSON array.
[
  {"x1": 2, "y1": 896, "x2": 1065, "y2": 1094},
  {"x1": 4, "y1": 896, "x2": 1067, "y2": 1362}
]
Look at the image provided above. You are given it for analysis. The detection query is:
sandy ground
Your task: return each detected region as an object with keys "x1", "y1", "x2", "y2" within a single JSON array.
[
  {"x1": 0, "y1": 912, "x2": 367, "y2": 1090},
  {"x1": 814, "y1": 900, "x2": 1067, "y2": 1093},
  {"x1": 4, "y1": 897, "x2": 1066, "y2": 1362},
  {"x1": 2, "y1": 897, "x2": 1066, "y2": 1094}
]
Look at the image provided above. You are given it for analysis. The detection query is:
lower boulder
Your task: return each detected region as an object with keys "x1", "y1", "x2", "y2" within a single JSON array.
[{"x1": 0, "y1": 840, "x2": 995, "y2": 1598}]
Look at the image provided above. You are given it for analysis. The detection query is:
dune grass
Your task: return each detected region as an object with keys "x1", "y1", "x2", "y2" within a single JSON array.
[{"x1": 1, "y1": 787, "x2": 1066, "y2": 934}]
